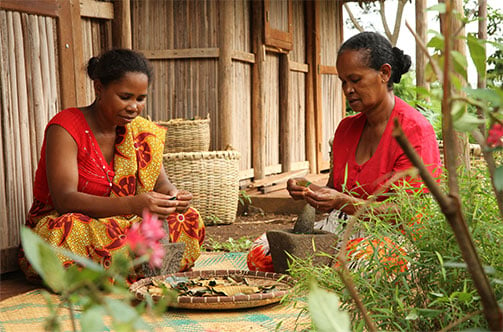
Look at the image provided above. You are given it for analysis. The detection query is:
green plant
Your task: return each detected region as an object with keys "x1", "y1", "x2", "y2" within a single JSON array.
[
  {"x1": 288, "y1": 170, "x2": 503, "y2": 331},
  {"x1": 203, "y1": 236, "x2": 253, "y2": 252},
  {"x1": 239, "y1": 190, "x2": 252, "y2": 207}
]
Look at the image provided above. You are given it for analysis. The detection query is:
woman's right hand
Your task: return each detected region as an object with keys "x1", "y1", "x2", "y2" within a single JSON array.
[
  {"x1": 287, "y1": 177, "x2": 311, "y2": 200},
  {"x1": 131, "y1": 192, "x2": 179, "y2": 219}
]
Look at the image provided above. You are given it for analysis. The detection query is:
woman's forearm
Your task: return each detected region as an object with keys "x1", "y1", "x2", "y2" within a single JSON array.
[{"x1": 53, "y1": 192, "x2": 135, "y2": 218}]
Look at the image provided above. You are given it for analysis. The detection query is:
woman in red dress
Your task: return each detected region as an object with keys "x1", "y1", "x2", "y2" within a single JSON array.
[
  {"x1": 248, "y1": 32, "x2": 441, "y2": 273},
  {"x1": 20, "y1": 49, "x2": 205, "y2": 281}
]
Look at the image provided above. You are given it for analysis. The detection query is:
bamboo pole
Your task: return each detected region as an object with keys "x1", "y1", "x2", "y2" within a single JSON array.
[
  {"x1": 304, "y1": 1, "x2": 316, "y2": 174},
  {"x1": 26, "y1": 14, "x2": 45, "y2": 177},
  {"x1": 218, "y1": 0, "x2": 233, "y2": 150},
  {"x1": 6, "y1": 11, "x2": 21, "y2": 243},
  {"x1": 38, "y1": 16, "x2": 51, "y2": 152},
  {"x1": 279, "y1": 52, "x2": 292, "y2": 172},
  {"x1": 251, "y1": 0, "x2": 266, "y2": 179},
  {"x1": 0, "y1": 10, "x2": 10, "y2": 253},
  {"x1": 46, "y1": 17, "x2": 58, "y2": 119},
  {"x1": 13, "y1": 11, "x2": 33, "y2": 217}
]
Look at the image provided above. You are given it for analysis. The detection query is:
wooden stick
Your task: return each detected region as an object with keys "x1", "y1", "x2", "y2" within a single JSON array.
[{"x1": 392, "y1": 119, "x2": 502, "y2": 331}]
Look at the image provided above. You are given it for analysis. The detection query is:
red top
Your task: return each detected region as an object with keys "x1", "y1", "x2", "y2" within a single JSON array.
[
  {"x1": 331, "y1": 96, "x2": 441, "y2": 200},
  {"x1": 33, "y1": 108, "x2": 115, "y2": 205}
]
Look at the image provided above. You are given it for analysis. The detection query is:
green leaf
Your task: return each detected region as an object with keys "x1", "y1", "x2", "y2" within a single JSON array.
[
  {"x1": 427, "y1": 3, "x2": 446, "y2": 13},
  {"x1": 20, "y1": 228, "x2": 65, "y2": 292},
  {"x1": 308, "y1": 282, "x2": 351, "y2": 332},
  {"x1": 465, "y1": 88, "x2": 502, "y2": 107},
  {"x1": 427, "y1": 36, "x2": 444, "y2": 51},
  {"x1": 81, "y1": 305, "x2": 106, "y2": 332},
  {"x1": 467, "y1": 34, "x2": 486, "y2": 76},
  {"x1": 104, "y1": 297, "x2": 140, "y2": 324},
  {"x1": 451, "y1": 51, "x2": 467, "y2": 80},
  {"x1": 38, "y1": 244, "x2": 66, "y2": 292},
  {"x1": 494, "y1": 166, "x2": 503, "y2": 192},
  {"x1": 453, "y1": 111, "x2": 485, "y2": 132}
]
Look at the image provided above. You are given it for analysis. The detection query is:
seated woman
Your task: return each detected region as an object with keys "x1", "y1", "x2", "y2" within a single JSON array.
[
  {"x1": 247, "y1": 31, "x2": 441, "y2": 272},
  {"x1": 20, "y1": 49, "x2": 205, "y2": 281}
]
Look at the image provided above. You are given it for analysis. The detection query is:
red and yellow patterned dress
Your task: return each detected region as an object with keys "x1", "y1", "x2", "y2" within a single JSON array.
[{"x1": 19, "y1": 108, "x2": 205, "y2": 280}]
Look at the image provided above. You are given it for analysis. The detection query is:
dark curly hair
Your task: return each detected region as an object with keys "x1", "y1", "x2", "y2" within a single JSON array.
[
  {"x1": 86, "y1": 49, "x2": 153, "y2": 86},
  {"x1": 338, "y1": 32, "x2": 411, "y2": 89}
]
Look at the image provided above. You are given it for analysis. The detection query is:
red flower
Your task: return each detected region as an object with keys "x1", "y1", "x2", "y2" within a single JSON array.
[
  {"x1": 167, "y1": 210, "x2": 200, "y2": 243},
  {"x1": 112, "y1": 176, "x2": 136, "y2": 197},
  {"x1": 487, "y1": 123, "x2": 503, "y2": 148}
]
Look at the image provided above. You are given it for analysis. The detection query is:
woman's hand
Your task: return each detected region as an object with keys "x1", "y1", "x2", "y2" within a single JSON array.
[
  {"x1": 287, "y1": 177, "x2": 311, "y2": 200},
  {"x1": 131, "y1": 192, "x2": 179, "y2": 219},
  {"x1": 304, "y1": 187, "x2": 344, "y2": 213},
  {"x1": 172, "y1": 189, "x2": 192, "y2": 213}
]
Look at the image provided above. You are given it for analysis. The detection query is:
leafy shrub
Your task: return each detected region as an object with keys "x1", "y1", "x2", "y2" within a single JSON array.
[{"x1": 287, "y1": 166, "x2": 503, "y2": 331}]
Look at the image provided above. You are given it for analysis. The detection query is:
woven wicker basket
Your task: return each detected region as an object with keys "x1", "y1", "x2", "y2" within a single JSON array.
[
  {"x1": 156, "y1": 117, "x2": 210, "y2": 153},
  {"x1": 163, "y1": 150, "x2": 240, "y2": 225}
]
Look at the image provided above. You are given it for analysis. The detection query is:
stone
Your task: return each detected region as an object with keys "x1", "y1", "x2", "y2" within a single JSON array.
[
  {"x1": 266, "y1": 229, "x2": 337, "y2": 274},
  {"x1": 142, "y1": 242, "x2": 185, "y2": 277},
  {"x1": 292, "y1": 204, "x2": 316, "y2": 234}
]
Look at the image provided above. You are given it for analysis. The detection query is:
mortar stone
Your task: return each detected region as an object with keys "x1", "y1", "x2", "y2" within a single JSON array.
[{"x1": 266, "y1": 229, "x2": 337, "y2": 274}]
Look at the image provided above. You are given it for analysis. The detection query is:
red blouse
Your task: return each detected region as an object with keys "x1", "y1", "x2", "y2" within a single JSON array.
[
  {"x1": 331, "y1": 96, "x2": 441, "y2": 200},
  {"x1": 33, "y1": 108, "x2": 115, "y2": 205}
]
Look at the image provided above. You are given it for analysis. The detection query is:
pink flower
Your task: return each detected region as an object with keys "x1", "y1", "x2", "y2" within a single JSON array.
[
  {"x1": 141, "y1": 210, "x2": 166, "y2": 241},
  {"x1": 487, "y1": 123, "x2": 503, "y2": 148},
  {"x1": 126, "y1": 209, "x2": 168, "y2": 268}
]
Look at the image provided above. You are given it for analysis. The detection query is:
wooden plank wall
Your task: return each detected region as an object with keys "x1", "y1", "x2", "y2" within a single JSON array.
[
  {"x1": 319, "y1": 0, "x2": 343, "y2": 169},
  {"x1": 0, "y1": 10, "x2": 59, "y2": 272},
  {"x1": 230, "y1": 0, "x2": 253, "y2": 172},
  {"x1": 289, "y1": 0, "x2": 307, "y2": 170},
  {"x1": 132, "y1": 0, "x2": 220, "y2": 149},
  {"x1": 81, "y1": 17, "x2": 112, "y2": 104}
]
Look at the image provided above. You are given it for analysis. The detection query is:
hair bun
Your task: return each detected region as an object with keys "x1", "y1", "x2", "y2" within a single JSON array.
[
  {"x1": 391, "y1": 47, "x2": 411, "y2": 83},
  {"x1": 86, "y1": 57, "x2": 100, "y2": 80}
]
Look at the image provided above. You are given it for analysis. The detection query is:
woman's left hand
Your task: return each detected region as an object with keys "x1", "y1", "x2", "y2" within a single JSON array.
[
  {"x1": 172, "y1": 189, "x2": 192, "y2": 213},
  {"x1": 304, "y1": 187, "x2": 343, "y2": 213}
]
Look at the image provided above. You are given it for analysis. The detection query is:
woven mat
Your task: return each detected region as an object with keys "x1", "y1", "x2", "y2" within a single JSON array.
[{"x1": 0, "y1": 252, "x2": 310, "y2": 332}]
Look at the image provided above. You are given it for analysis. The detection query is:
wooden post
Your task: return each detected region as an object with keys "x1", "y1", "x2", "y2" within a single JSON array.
[
  {"x1": 252, "y1": 0, "x2": 266, "y2": 180},
  {"x1": 218, "y1": 0, "x2": 233, "y2": 150},
  {"x1": 305, "y1": 1, "x2": 316, "y2": 174},
  {"x1": 112, "y1": 0, "x2": 132, "y2": 49},
  {"x1": 313, "y1": 1, "x2": 322, "y2": 173},
  {"x1": 415, "y1": 0, "x2": 428, "y2": 99},
  {"x1": 438, "y1": 0, "x2": 470, "y2": 171},
  {"x1": 57, "y1": 0, "x2": 85, "y2": 108},
  {"x1": 279, "y1": 53, "x2": 291, "y2": 172}
]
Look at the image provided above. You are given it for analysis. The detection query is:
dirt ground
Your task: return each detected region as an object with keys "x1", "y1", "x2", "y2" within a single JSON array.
[{"x1": 204, "y1": 212, "x2": 297, "y2": 248}]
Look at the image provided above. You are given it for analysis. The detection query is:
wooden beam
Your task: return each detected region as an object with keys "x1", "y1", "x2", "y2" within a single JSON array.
[
  {"x1": 0, "y1": 0, "x2": 58, "y2": 18},
  {"x1": 289, "y1": 61, "x2": 308, "y2": 73},
  {"x1": 218, "y1": 0, "x2": 233, "y2": 150},
  {"x1": 57, "y1": 0, "x2": 85, "y2": 109},
  {"x1": 138, "y1": 48, "x2": 219, "y2": 60},
  {"x1": 112, "y1": 0, "x2": 131, "y2": 49},
  {"x1": 252, "y1": 0, "x2": 266, "y2": 180},
  {"x1": 305, "y1": 0, "x2": 316, "y2": 174},
  {"x1": 80, "y1": 0, "x2": 114, "y2": 19},
  {"x1": 319, "y1": 64, "x2": 338, "y2": 75},
  {"x1": 279, "y1": 53, "x2": 291, "y2": 172},
  {"x1": 231, "y1": 50, "x2": 255, "y2": 64}
]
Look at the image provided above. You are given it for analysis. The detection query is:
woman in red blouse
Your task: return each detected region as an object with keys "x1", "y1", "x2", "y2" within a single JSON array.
[
  {"x1": 248, "y1": 32, "x2": 441, "y2": 273},
  {"x1": 20, "y1": 49, "x2": 205, "y2": 281}
]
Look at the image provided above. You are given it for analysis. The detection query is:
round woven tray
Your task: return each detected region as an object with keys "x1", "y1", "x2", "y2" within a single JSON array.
[{"x1": 129, "y1": 269, "x2": 295, "y2": 310}]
